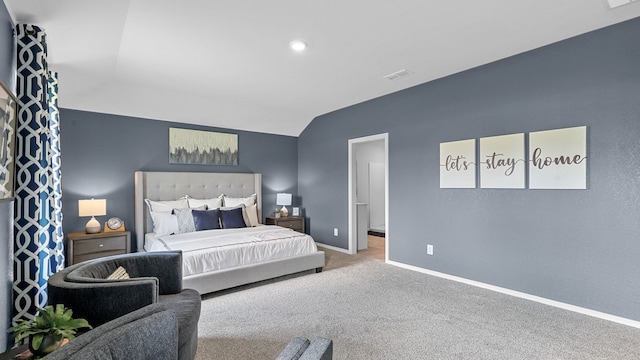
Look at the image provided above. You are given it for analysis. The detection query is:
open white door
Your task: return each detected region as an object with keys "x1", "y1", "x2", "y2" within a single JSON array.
[{"x1": 348, "y1": 133, "x2": 388, "y2": 260}]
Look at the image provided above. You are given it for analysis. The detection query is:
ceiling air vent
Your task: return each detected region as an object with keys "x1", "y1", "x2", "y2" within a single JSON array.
[
  {"x1": 607, "y1": 0, "x2": 638, "y2": 8},
  {"x1": 383, "y1": 69, "x2": 412, "y2": 81}
]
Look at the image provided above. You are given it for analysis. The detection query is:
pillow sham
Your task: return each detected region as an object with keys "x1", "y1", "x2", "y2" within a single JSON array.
[
  {"x1": 145, "y1": 198, "x2": 188, "y2": 213},
  {"x1": 192, "y1": 209, "x2": 221, "y2": 231},
  {"x1": 187, "y1": 194, "x2": 224, "y2": 210},
  {"x1": 245, "y1": 204, "x2": 259, "y2": 227},
  {"x1": 219, "y1": 207, "x2": 247, "y2": 229},
  {"x1": 150, "y1": 212, "x2": 179, "y2": 236},
  {"x1": 173, "y1": 206, "x2": 205, "y2": 234},
  {"x1": 220, "y1": 204, "x2": 252, "y2": 227},
  {"x1": 223, "y1": 193, "x2": 256, "y2": 207}
]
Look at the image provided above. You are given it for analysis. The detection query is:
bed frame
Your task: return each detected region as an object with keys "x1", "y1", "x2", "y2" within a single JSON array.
[{"x1": 134, "y1": 171, "x2": 325, "y2": 294}]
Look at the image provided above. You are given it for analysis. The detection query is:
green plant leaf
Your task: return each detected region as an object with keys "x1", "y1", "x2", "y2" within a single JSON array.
[
  {"x1": 31, "y1": 333, "x2": 44, "y2": 350},
  {"x1": 13, "y1": 304, "x2": 92, "y2": 345}
]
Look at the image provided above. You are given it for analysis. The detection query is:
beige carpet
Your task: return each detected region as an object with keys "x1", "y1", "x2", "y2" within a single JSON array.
[{"x1": 195, "y1": 248, "x2": 640, "y2": 359}]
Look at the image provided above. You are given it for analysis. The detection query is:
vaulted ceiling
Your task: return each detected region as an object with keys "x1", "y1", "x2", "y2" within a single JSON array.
[{"x1": 5, "y1": 1, "x2": 640, "y2": 136}]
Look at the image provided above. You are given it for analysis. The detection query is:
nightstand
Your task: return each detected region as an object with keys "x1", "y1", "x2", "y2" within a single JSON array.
[
  {"x1": 265, "y1": 216, "x2": 305, "y2": 233},
  {"x1": 67, "y1": 231, "x2": 131, "y2": 265}
]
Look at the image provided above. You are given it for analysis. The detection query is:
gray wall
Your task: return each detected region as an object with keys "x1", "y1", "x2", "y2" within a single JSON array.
[
  {"x1": 0, "y1": 1, "x2": 14, "y2": 351},
  {"x1": 0, "y1": 2, "x2": 14, "y2": 89},
  {"x1": 299, "y1": 18, "x2": 640, "y2": 321},
  {"x1": 60, "y1": 109, "x2": 299, "y2": 251}
]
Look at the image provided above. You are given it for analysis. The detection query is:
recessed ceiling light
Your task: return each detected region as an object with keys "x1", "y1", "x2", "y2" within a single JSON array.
[
  {"x1": 607, "y1": 0, "x2": 638, "y2": 8},
  {"x1": 383, "y1": 69, "x2": 412, "y2": 81},
  {"x1": 290, "y1": 40, "x2": 307, "y2": 52}
]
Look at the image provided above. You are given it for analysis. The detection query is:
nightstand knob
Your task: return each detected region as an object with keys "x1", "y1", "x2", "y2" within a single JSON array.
[{"x1": 98, "y1": 244, "x2": 104, "y2": 247}]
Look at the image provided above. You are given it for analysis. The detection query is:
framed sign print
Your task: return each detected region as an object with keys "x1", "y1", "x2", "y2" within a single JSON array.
[
  {"x1": 440, "y1": 139, "x2": 476, "y2": 188},
  {"x1": 529, "y1": 126, "x2": 587, "y2": 189},
  {"x1": 479, "y1": 133, "x2": 525, "y2": 189}
]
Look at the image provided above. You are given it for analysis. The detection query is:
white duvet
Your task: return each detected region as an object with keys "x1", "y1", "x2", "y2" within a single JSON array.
[{"x1": 147, "y1": 225, "x2": 319, "y2": 277}]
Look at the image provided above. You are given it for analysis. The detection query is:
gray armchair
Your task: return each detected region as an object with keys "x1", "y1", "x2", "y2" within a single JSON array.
[
  {"x1": 47, "y1": 251, "x2": 200, "y2": 360},
  {"x1": 45, "y1": 303, "x2": 179, "y2": 360}
]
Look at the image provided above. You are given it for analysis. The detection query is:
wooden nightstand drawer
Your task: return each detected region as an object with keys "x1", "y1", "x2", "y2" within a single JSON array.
[
  {"x1": 67, "y1": 231, "x2": 131, "y2": 265},
  {"x1": 276, "y1": 219, "x2": 303, "y2": 231},
  {"x1": 265, "y1": 216, "x2": 305, "y2": 234},
  {"x1": 74, "y1": 235, "x2": 127, "y2": 255}
]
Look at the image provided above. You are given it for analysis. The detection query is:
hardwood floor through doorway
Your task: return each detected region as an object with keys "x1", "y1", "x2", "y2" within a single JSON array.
[{"x1": 358, "y1": 235, "x2": 385, "y2": 260}]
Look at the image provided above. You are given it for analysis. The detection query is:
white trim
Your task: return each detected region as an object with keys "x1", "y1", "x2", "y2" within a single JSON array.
[
  {"x1": 347, "y1": 133, "x2": 389, "y2": 258},
  {"x1": 387, "y1": 260, "x2": 640, "y2": 329},
  {"x1": 316, "y1": 243, "x2": 351, "y2": 254}
]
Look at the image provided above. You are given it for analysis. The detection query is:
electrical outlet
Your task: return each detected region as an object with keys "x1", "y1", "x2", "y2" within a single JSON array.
[
  {"x1": 427, "y1": 244, "x2": 434, "y2": 255},
  {"x1": 333, "y1": 228, "x2": 338, "y2": 236}
]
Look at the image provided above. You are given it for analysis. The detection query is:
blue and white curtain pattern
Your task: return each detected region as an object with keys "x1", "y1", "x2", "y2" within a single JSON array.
[{"x1": 13, "y1": 24, "x2": 64, "y2": 324}]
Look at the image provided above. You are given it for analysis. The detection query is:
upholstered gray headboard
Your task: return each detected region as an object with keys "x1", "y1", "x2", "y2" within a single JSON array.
[{"x1": 134, "y1": 171, "x2": 262, "y2": 252}]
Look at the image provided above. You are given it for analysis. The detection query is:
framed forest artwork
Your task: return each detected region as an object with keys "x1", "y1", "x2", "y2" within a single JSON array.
[{"x1": 169, "y1": 128, "x2": 238, "y2": 166}]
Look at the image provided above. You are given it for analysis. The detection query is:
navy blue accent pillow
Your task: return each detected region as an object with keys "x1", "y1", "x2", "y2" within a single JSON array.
[
  {"x1": 192, "y1": 209, "x2": 220, "y2": 231},
  {"x1": 220, "y1": 207, "x2": 246, "y2": 229}
]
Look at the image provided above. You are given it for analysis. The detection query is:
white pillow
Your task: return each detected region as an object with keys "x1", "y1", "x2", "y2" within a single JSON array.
[
  {"x1": 151, "y1": 212, "x2": 179, "y2": 236},
  {"x1": 145, "y1": 198, "x2": 188, "y2": 213},
  {"x1": 245, "y1": 204, "x2": 259, "y2": 227},
  {"x1": 187, "y1": 195, "x2": 224, "y2": 209},
  {"x1": 223, "y1": 193, "x2": 256, "y2": 207}
]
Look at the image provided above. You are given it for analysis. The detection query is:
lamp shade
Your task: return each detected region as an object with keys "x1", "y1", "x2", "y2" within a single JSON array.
[
  {"x1": 78, "y1": 199, "x2": 106, "y2": 217},
  {"x1": 276, "y1": 193, "x2": 292, "y2": 206}
]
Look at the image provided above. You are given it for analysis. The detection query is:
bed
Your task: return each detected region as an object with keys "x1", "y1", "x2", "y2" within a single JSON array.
[{"x1": 134, "y1": 171, "x2": 325, "y2": 295}]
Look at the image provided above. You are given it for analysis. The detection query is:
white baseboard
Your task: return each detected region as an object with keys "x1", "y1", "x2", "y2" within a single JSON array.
[
  {"x1": 316, "y1": 243, "x2": 351, "y2": 254},
  {"x1": 387, "y1": 260, "x2": 640, "y2": 329}
]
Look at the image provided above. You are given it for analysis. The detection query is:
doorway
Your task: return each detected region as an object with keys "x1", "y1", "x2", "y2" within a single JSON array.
[{"x1": 348, "y1": 133, "x2": 388, "y2": 261}]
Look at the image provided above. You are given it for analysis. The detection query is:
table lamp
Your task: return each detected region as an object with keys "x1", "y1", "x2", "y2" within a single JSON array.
[
  {"x1": 78, "y1": 199, "x2": 106, "y2": 234},
  {"x1": 276, "y1": 193, "x2": 292, "y2": 217}
]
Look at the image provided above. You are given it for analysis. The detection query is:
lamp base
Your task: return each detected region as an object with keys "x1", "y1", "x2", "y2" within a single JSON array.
[
  {"x1": 280, "y1": 206, "x2": 289, "y2": 217},
  {"x1": 85, "y1": 217, "x2": 101, "y2": 234}
]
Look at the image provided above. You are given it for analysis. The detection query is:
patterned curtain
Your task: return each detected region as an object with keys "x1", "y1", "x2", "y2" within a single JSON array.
[{"x1": 13, "y1": 24, "x2": 64, "y2": 324}]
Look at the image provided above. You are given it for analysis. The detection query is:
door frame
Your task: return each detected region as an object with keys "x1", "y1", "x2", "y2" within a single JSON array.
[{"x1": 348, "y1": 133, "x2": 389, "y2": 260}]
